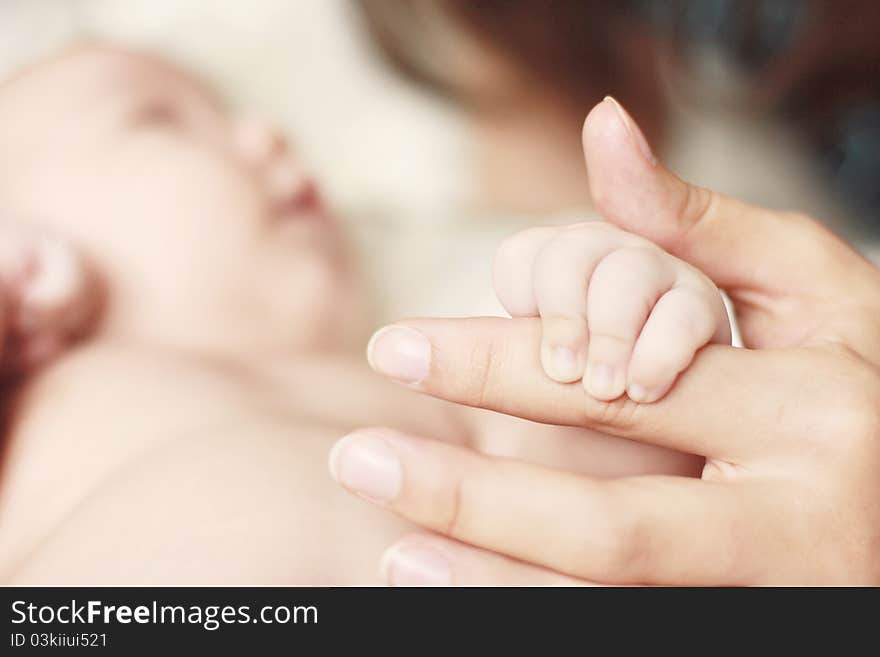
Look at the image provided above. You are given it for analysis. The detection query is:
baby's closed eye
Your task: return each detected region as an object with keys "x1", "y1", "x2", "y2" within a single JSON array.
[{"x1": 129, "y1": 97, "x2": 185, "y2": 131}]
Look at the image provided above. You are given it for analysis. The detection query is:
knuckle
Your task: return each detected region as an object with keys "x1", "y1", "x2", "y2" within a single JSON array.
[
  {"x1": 494, "y1": 226, "x2": 554, "y2": 268},
  {"x1": 442, "y1": 469, "x2": 466, "y2": 538},
  {"x1": 600, "y1": 245, "x2": 664, "y2": 274},
  {"x1": 600, "y1": 532, "x2": 650, "y2": 582},
  {"x1": 589, "y1": 247, "x2": 667, "y2": 313},
  {"x1": 670, "y1": 289, "x2": 718, "y2": 340},
  {"x1": 812, "y1": 353, "x2": 880, "y2": 452},
  {"x1": 583, "y1": 395, "x2": 640, "y2": 435},
  {"x1": 588, "y1": 332, "x2": 633, "y2": 354},
  {"x1": 542, "y1": 316, "x2": 588, "y2": 349},
  {"x1": 532, "y1": 235, "x2": 572, "y2": 282},
  {"x1": 780, "y1": 211, "x2": 848, "y2": 267},
  {"x1": 578, "y1": 491, "x2": 650, "y2": 581},
  {"x1": 835, "y1": 392, "x2": 880, "y2": 447},
  {"x1": 631, "y1": 350, "x2": 684, "y2": 384},
  {"x1": 681, "y1": 184, "x2": 716, "y2": 227},
  {"x1": 558, "y1": 221, "x2": 641, "y2": 254},
  {"x1": 834, "y1": 359, "x2": 880, "y2": 434},
  {"x1": 462, "y1": 333, "x2": 509, "y2": 409},
  {"x1": 667, "y1": 184, "x2": 716, "y2": 246},
  {"x1": 561, "y1": 220, "x2": 618, "y2": 238}
]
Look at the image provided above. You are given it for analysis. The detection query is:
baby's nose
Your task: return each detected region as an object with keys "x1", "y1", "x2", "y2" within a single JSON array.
[
  {"x1": 232, "y1": 115, "x2": 318, "y2": 211},
  {"x1": 233, "y1": 115, "x2": 291, "y2": 168}
]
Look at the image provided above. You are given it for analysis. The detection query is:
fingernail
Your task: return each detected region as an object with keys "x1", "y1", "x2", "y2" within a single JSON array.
[
  {"x1": 544, "y1": 345, "x2": 580, "y2": 382},
  {"x1": 381, "y1": 543, "x2": 452, "y2": 586},
  {"x1": 328, "y1": 432, "x2": 402, "y2": 502},
  {"x1": 586, "y1": 363, "x2": 616, "y2": 399},
  {"x1": 604, "y1": 96, "x2": 657, "y2": 166},
  {"x1": 627, "y1": 383, "x2": 653, "y2": 403},
  {"x1": 367, "y1": 325, "x2": 431, "y2": 385},
  {"x1": 553, "y1": 346, "x2": 577, "y2": 379}
]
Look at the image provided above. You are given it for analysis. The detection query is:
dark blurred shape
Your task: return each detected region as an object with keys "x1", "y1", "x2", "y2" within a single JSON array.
[
  {"x1": 353, "y1": 0, "x2": 665, "y2": 133},
  {"x1": 819, "y1": 101, "x2": 880, "y2": 231},
  {"x1": 640, "y1": 0, "x2": 807, "y2": 71},
  {"x1": 355, "y1": 1, "x2": 879, "y2": 236},
  {"x1": 640, "y1": 0, "x2": 880, "y2": 236}
]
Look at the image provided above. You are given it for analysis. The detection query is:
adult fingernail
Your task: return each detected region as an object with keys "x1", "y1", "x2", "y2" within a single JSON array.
[
  {"x1": 328, "y1": 432, "x2": 402, "y2": 502},
  {"x1": 367, "y1": 325, "x2": 431, "y2": 385},
  {"x1": 381, "y1": 543, "x2": 452, "y2": 586},
  {"x1": 604, "y1": 96, "x2": 657, "y2": 166},
  {"x1": 585, "y1": 362, "x2": 616, "y2": 399}
]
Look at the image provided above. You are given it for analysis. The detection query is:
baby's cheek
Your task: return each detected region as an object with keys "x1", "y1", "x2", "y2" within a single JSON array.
[{"x1": 259, "y1": 251, "x2": 350, "y2": 347}]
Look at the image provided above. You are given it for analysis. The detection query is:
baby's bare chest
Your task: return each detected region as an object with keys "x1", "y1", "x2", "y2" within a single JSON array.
[{"x1": 0, "y1": 346, "x2": 465, "y2": 574}]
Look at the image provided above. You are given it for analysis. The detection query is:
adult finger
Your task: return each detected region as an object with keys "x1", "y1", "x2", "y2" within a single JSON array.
[
  {"x1": 330, "y1": 428, "x2": 757, "y2": 585},
  {"x1": 366, "y1": 317, "x2": 818, "y2": 462},
  {"x1": 380, "y1": 535, "x2": 591, "y2": 586}
]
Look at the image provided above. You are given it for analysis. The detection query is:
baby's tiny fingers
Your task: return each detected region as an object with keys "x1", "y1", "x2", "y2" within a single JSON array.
[
  {"x1": 531, "y1": 224, "x2": 635, "y2": 383},
  {"x1": 492, "y1": 226, "x2": 590, "y2": 382},
  {"x1": 492, "y1": 226, "x2": 558, "y2": 318},
  {"x1": 627, "y1": 286, "x2": 730, "y2": 403},
  {"x1": 584, "y1": 247, "x2": 674, "y2": 400}
]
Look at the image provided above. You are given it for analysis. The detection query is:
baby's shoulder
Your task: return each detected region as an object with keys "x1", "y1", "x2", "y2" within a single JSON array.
[{"x1": 17, "y1": 342, "x2": 264, "y2": 424}]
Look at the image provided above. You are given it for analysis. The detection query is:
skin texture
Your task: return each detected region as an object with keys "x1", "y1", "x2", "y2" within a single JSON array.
[
  {"x1": 0, "y1": 44, "x2": 364, "y2": 358},
  {"x1": 493, "y1": 220, "x2": 730, "y2": 402},
  {"x1": 333, "y1": 98, "x2": 880, "y2": 585},
  {"x1": 0, "y1": 47, "x2": 702, "y2": 583},
  {"x1": 0, "y1": 44, "x2": 398, "y2": 584}
]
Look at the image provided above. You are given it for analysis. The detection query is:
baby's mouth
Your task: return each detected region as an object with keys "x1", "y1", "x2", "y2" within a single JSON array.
[{"x1": 275, "y1": 179, "x2": 326, "y2": 224}]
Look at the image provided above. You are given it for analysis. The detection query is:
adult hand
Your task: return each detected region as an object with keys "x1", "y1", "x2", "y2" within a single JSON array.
[
  {"x1": 329, "y1": 98, "x2": 880, "y2": 585},
  {"x1": 0, "y1": 222, "x2": 99, "y2": 377}
]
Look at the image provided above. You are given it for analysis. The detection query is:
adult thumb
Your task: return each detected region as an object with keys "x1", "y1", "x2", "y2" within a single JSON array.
[{"x1": 582, "y1": 97, "x2": 852, "y2": 292}]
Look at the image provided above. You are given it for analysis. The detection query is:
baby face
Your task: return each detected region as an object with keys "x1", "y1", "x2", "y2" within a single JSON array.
[{"x1": 0, "y1": 44, "x2": 362, "y2": 355}]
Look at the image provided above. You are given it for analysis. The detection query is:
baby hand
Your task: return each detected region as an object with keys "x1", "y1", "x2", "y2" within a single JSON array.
[
  {"x1": 0, "y1": 223, "x2": 98, "y2": 375},
  {"x1": 493, "y1": 221, "x2": 731, "y2": 403}
]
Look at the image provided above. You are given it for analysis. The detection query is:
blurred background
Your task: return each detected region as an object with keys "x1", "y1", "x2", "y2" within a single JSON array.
[{"x1": 1, "y1": 0, "x2": 878, "y2": 319}]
